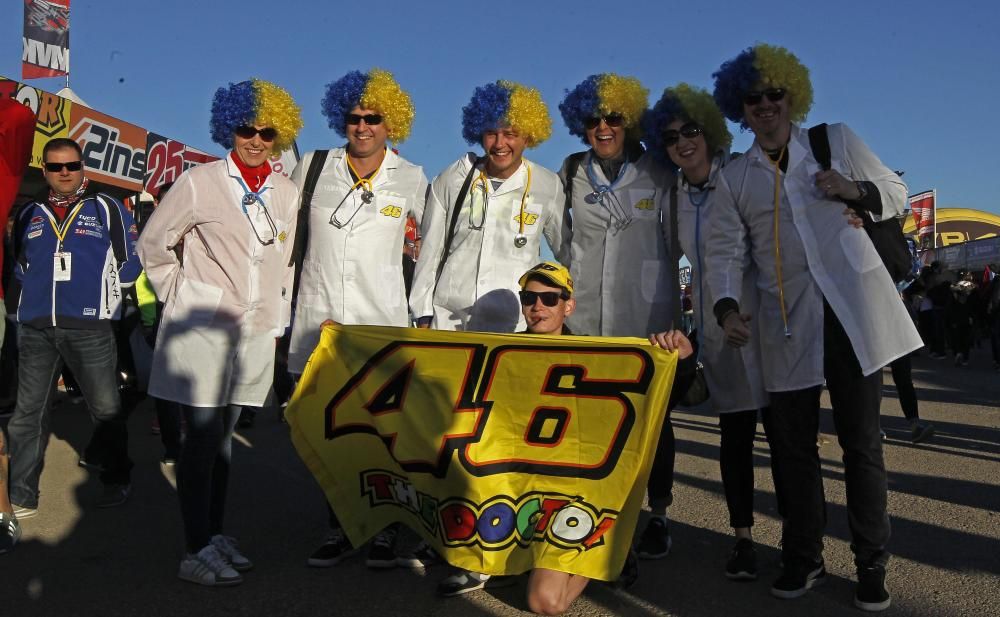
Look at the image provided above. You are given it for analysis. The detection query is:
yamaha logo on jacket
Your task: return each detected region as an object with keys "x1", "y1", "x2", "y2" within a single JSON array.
[{"x1": 14, "y1": 193, "x2": 142, "y2": 329}]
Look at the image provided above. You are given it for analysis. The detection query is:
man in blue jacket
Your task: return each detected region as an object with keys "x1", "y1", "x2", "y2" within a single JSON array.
[{"x1": 7, "y1": 138, "x2": 141, "y2": 518}]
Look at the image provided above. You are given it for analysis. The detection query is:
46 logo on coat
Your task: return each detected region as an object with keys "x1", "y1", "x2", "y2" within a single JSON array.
[{"x1": 325, "y1": 342, "x2": 654, "y2": 479}]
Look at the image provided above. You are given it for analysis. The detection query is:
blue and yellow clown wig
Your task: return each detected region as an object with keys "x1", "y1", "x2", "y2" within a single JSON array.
[
  {"x1": 558, "y1": 74, "x2": 649, "y2": 144},
  {"x1": 461, "y1": 80, "x2": 552, "y2": 148},
  {"x1": 712, "y1": 44, "x2": 813, "y2": 128},
  {"x1": 321, "y1": 68, "x2": 415, "y2": 143},
  {"x1": 210, "y1": 79, "x2": 302, "y2": 153},
  {"x1": 642, "y1": 83, "x2": 732, "y2": 168}
]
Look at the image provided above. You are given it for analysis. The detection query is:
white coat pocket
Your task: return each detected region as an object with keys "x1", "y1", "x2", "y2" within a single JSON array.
[
  {"x1": 169, "y1": 278, "x2": 224, "y2": 326},
  {"x1": 629, "y1": 189, "x2": 658, "y2": 219},
  {"x1": 839, "y1": 227, "x2": 882, "y2": 274}
]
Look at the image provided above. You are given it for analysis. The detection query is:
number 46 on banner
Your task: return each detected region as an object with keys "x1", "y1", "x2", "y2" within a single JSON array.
[{"x1": 323, "y1": 340, "x2": 657, "y2": 480}]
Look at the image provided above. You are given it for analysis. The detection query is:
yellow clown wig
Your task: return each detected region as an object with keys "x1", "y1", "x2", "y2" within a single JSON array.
[
  {"x1": 712, "y1": 43, "x2": 813, "y2": 128},
  {"x1": 559, "y1": 73, "x2": 649, "y2": 144},
  {"x1": 322, "y1": 68, "x2": 415, "y2": 143},
  {"x1": 643, "y1": 83, "x2": 732, "y2": 168},
  {"x1": 461, "y1": 80, "x2": 552, "y2": 148},
  {"x1": 210, "y1": 79, "x2": 302, "y2": 153}
]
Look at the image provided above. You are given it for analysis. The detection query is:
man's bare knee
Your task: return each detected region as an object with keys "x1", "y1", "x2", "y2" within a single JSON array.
[{"x1": 527, "y1": 589, "x2": 570, "y2": 616}]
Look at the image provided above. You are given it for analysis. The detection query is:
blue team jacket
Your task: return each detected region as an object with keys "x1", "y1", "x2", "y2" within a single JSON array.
[{"x1": 14, "y1": 193, "x2": 141, "y2": 329}]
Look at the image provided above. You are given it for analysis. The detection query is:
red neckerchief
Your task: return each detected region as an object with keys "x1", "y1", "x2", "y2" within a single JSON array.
[
  {"x1": 47, "y1": 177, "x2": 90, "y2": 222},
  {"x1": 230, "y1": 152, "x2": 271, "y2": 192}
]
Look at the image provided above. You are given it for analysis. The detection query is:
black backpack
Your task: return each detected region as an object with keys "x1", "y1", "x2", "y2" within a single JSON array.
[{"x1": 807, "y1": 124, "x2": 911, "y2": 283}]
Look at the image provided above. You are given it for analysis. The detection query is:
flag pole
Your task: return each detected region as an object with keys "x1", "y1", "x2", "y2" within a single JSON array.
[{"x1": 932, "y1": 189, "x2": 938, "y2": 249}]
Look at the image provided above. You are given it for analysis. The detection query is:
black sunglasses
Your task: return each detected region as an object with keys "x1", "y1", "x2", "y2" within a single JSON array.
[
  {"x1": 742, "y1": 88, "x2": 786, "y2": 106},
  {"x1": 346, "y1": 113, "x2": 384, "y2": 126},
  {"x1": 235, "y1": 125, "x2": 278, "y2": 141},
  {"x1": 519, "y1": 290, "x2": 568, "y2": 307},
  {"x1": 663, "y1": 122, "x2": 704, "y2": 147},
  {"x1": 44, "y1": 161, "x2": 83, "y2": 172},
  {"x1": 583, "y1": 113, "x2": 625, "y2": 130}
]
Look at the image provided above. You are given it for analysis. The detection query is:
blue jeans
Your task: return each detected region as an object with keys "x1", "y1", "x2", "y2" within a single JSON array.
[
  {"x1": 177, "y1": 404, "x2": 240, "y2": 552},
  {"x1": 8, "y1": 324, "x2": 132, "y2": 508}
]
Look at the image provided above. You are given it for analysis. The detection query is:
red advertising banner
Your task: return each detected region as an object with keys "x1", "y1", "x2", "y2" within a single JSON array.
[
  {"x1": 0, "y1": 76, "x2": 71, "y2": 168},
  {"x1": 69, "y1": 103, "x2": 147, "y2": 191},
  {"x1": 908, "y1": 190, "x2": 936, "y2": 249},
  {"x1": 22, "y1": 0, "x2": 71, "y2": 79},
  {"x1": 144, "y1": 132, "x2": 219, "y2": 196}
]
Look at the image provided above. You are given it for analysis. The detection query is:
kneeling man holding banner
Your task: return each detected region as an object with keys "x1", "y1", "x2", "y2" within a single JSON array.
[{"x1": 286, "y1": 262, "x2": 694, "y2": 614}]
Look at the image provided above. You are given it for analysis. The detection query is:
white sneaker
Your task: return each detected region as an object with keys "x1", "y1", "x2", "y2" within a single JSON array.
[
  {"x1": 178, "y1": 545, "x2": 243, "y2": 586},
  {"x1": 211, "y1": 534, "x2": 253, "y2": 571}
]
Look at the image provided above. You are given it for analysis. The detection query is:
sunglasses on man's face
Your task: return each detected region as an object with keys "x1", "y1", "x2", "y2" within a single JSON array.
[
  {"x1": 583, "y1": 113, "x2": 625, "y2": 130},
  {"x1": 663, "y1": 122, "x2": 704, "y2": 147},
  {"x1": 346, "y1": 113, "x2": 384, "y2": 126},
  {"x1": 234, "y1": 125, "x2": 278, "y2": 142},
  {"x1": 742, "y1": 88, "x2": 786, "y2": 106},
  {"x1": 519, "y1": 290, "x2": 567, "y2": 307},
  {"x1": 44, "y1": 161, "x2": 83, "y2": 172}
]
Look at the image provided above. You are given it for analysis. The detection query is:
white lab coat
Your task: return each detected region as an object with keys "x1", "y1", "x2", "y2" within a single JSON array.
[
  {"x1": 137, "y1": 155, "x2": 299, "y2": 407},
  {"x1": 674, "y1": 154, "x2": 768, "y2": 413},
  {"x1": 561, "y1": 150, "x2": 673, "y2": 337},
  {"x1": 287, "y1": 148, "x2": 428, "y2": 374},
  {"x1": 704, "y1": 123, "x2": 922, "y2": 391},
  {"x1": 409, "y1": 154, "x2": 570, "y2": 332}
]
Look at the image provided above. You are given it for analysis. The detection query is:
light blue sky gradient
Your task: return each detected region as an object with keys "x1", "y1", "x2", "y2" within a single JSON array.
[{"x1": 4, "y1": 0, "x2": 998, "y2": 214}]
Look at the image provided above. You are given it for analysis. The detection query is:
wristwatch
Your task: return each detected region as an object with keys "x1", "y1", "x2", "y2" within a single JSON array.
[{"x1": 855, "y1": 181, "x2": 868, "y2": 201}]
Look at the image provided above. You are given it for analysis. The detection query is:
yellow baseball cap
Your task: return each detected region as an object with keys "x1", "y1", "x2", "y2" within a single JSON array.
[{"x1": 518, "y1": 261, "x2": 574, "y2": 296}]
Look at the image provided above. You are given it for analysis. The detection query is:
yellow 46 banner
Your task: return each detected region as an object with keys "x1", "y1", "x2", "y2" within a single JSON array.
[{"x1": 286, "y1": 324, "x2": 678, "y2": 580}]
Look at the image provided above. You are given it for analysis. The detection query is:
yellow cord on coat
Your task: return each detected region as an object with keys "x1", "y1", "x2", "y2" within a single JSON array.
[{"x1": 771, "y1": 146, "x2": 791, "y2": 339}]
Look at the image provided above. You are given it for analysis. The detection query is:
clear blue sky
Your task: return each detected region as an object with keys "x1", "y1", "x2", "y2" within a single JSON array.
[{"x1": 3, "y1": 0, "x2": 999, "y2": 215}]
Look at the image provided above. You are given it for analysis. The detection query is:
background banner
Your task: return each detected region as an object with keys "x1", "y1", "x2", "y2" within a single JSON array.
[
  {"x1": 287, "y1": 324, "x2": 677, "y2": 581},
  {"x1": 69, "y1": 103, "x2": 146, "y2": 191},
  {"x1": 22, "y1": 0, "x2": 70, "y2": 79},
  {"x1": 144, "y1": 132, "x2": 219, "y2": 196},
  {"x1": 0, "y1": 77, "x2": 71, "y2": 169}
]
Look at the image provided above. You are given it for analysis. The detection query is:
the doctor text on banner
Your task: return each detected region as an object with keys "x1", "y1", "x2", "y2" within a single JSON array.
[
  {"x1": 287, "y1": 324, "x2": 678, "y2": 581},
  {"x1": 22, "y1": 0, "x2": 70, "y2": 79}
]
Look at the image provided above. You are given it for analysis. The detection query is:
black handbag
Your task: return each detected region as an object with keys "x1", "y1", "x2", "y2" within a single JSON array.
[
  {"x1": 807, "y1": 124, "x2": 911, "y2": 283},
  {"x1": 669, "y1": 185, "x2": 710, "y2": 406}
]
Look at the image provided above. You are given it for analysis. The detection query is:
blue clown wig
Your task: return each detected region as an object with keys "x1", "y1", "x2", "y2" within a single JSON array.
[
  {"x1": 461, "y1": 80, "x2": 552, "y2": 148},
  {"x1": 559, "y1": 73, "x2": 649, "y2": 144},
  {"x1": 642, "y1": 83, "x2": 732, "y2": 168},
  {"x1": 712, "y1": 43, "x2": 813, "y2": 128},
  {"x1": 321, "y1": 68, "x2": 415, "y2": 143},
  {"x1": 209, "y1": 79, "x2": 302, "y2": 153}
]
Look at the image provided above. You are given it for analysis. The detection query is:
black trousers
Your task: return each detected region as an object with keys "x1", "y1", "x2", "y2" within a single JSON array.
[
  {"x1": 646, "y1": 417, "x2": 675, "y2": 511},
  {"x1": 888, "y1": 355, "x2": 919, "y2": 421},
  {"x1": 719, "y1": 409, "x2": 760, "y2": 529},
  {"x1": 763, "y1": 302, "x2": 889, "y2": 568}
]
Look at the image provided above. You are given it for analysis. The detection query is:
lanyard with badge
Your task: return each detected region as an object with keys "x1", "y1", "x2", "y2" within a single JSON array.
[
  {"x1": 234, "y1": 177, "x2": 278, "y2": 245},
  {"x1": 584, "y1": 156, "x2": 632, "y2": 232},
  {"x1": 48, "y1": 204, "x2": 84, "y2": 282}
]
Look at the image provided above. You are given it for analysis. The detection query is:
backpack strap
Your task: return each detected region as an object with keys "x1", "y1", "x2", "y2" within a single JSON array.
[
  {"x1": 435, "y1": 154, "x2": 481, "y2": 286},
  {"x1": 807, "y1": 123, "x2": 832, "y2": 171},
  {"x1": 563, "y1": 151, "x2": 587, "y2": 216},
  {"x1": 289, "y1": 149, "x2": 329, "y2": 297}
]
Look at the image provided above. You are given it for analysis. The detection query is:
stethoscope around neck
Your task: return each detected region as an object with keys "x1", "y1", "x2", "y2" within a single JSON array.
[{"x1": 467, "y1": 162, "x2": 532, "y2": 248}]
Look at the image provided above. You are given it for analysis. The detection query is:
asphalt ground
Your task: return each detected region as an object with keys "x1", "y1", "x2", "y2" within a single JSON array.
[{"x1": 2, "y1": 346, "x2": 998, "y2": 617}]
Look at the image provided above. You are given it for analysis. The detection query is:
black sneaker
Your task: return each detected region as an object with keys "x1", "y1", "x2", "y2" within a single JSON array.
[
  {"x1": 306, "y1": 528, "x2": 357, "y2": 567},
  {"x1": 96, "y1": 483, "x2": 131, "y2": 508},
  {"x1": 855, "y1": 564, "x2": 891, "y2": 611},
  {"x1": 437, "y1": 570, "x2": 515, "y2": 597},
  {"x1": 911, "y1": 422, "x2": 935, "y2": 444},
  {"x1": 635, "y1": 517, "x2": 671, "y2": 559},
  {"x1": 396, "y1": 540, "x2": 441, "y2": 569},
  {"x1": 1, "y1": 512, "x2": 21, "y2": 555},
  {"x1": 725, "y1": 538, "x2": 757, "y2": 581},
  {"x1": 365, "y1": 526, "x2": 398, "y2": 568},
  {"x1": 771, "y1": 558, "x2": 826, "y2": 599},
  {"x1": 611, "y1": 549, "x2": 640, "y2": 589}
]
